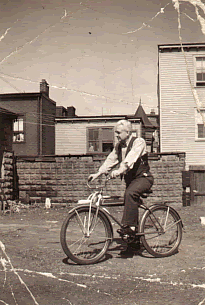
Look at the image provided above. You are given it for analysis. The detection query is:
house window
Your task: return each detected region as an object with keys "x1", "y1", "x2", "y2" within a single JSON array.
[
  {"x1": 198, "y1": 124, "x2": 205, "y2": 138},
  {"x1": 196, "y1": 57, "x2": 205, "y2": 87},
  {"x1": 13, "y1": 117, "x2": 24, "y2": 142},
  {"x1": 195, "y1": 108, "x2": 205, "y2": 140},
  {"x1": 87, "y1": 127, "x2": 114, "y2": 153}
]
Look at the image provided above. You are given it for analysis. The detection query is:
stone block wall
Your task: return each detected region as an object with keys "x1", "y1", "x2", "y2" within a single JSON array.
[
  {"x1": 1, "y1": 151, "x2": 15, "y2": 201},
  {"x1": 16, "y1": 152, "x2": 185, "y2": 206}
]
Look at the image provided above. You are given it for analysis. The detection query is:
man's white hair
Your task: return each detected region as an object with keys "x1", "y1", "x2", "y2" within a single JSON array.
[{"x1": 115, "y1": 119, "x2": 132, "y2": 133}]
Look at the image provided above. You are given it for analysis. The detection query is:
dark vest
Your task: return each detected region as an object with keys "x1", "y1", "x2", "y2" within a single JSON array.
[{"x1": 116, "y1": 137, "x2": 150, "y2": 184}]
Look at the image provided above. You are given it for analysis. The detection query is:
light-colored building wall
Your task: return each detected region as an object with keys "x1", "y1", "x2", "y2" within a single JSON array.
[
  {"x1": 159, "y1": 45, "x2": 205, "y2": 168},
  {"x1": 55, "y1": 119, "x2": 141, "y2": 155}
]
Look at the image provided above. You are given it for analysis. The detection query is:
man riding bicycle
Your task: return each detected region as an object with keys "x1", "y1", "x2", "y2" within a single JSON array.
[{"x1": 88, "y1": 119, "x2": 154, "y2": 256}]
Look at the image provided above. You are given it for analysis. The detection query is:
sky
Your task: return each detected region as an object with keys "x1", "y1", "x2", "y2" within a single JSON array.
[{"x1": 0, "y1": 0, "x2": 205, "y2": 116}]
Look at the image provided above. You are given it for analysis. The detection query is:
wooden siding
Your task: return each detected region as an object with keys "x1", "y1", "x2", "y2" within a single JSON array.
[
  {"x1": 55, "y1": 121, "x2": 141, "y2": 155},
  {"x1": 159, "y1": 51, "x2": 205, "y2": 168}
]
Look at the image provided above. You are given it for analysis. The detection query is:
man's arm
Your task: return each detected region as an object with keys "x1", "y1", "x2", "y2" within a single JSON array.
[
  {"x1": 88, "y1": 147, "x2": 119, "y2": 181},
  {"x1": 98, "y1": 149, "x2": 119, "y2": 174}
]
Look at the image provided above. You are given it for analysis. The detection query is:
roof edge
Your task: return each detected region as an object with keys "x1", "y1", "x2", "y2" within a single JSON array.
[{"x1": 55, "y1": 116, "x2": 141, "y2": 122}]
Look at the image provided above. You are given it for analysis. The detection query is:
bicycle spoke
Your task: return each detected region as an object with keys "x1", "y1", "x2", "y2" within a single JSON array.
[
  {"x1": 141, "y1": 206, "x2": 182, "y2": 257},
  {"x1": 164, "y1": 219, "x2": 182, "y2": 232},
  {"x1": 163, "y1": 206, "x2": 169, "y2": 231},
  {"x1": 75, "y1": 210, "x2": 87, "y2": 234},
  {"x1": 61, "y1": 207, "x2": 112, "y2": 264},
  {"x1": 72, "y1": 237, "x2": 89, "y2": 254}
]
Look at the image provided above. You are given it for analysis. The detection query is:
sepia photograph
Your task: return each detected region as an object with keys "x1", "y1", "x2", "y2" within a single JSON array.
[{"x1": 0, "y1": 0, "x2": 205, "y2": 304}]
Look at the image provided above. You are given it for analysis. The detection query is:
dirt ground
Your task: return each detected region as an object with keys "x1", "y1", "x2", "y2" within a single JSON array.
[{"x1": 0, "y1": 202, "x2": 205, "y2": 305}]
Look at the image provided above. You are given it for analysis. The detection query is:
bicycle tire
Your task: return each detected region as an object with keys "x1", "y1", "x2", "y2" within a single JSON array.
[
  {"x1": 140, "y1": 205, "x2": 183, "y2": 258},
  {"x1": 60, "y1": 206, "x2": 113, "y2": 265}
]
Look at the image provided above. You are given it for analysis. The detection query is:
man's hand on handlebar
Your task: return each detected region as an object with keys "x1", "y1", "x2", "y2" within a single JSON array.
[
  {"x1": 88, "y1": 173, "x2": 100, "y2": 182},
  {"x1": 88, "y1": 170, "x2": 121, "y2": 183},
  {"x1": 110, "y1": 170, "x2": 121, "y2": 179}
]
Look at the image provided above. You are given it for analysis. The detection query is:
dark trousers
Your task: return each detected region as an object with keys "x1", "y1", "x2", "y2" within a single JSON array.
[{"x1": 121, "y1": 175, "x2": 154, "y2": 227}]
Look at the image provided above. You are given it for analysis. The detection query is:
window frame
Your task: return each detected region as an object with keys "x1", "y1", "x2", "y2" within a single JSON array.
[
  {"x1": 198, "y1": 123, "x2": 205, "y2": 138},
  {"x1": 194, "y1": 56, "x2": 205, "y2": 87},
  {"x1": 86, "y1": 126, "x2": 114, "y2": 154},
  {"x1": 195, "y1": 108, "x2": 205, "y2": 141},
  {"x1": 13, "y1": 114, "x2": 25, "y2": 143}
]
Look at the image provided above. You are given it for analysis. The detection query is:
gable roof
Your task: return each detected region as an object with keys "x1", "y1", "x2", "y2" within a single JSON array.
[{"x1": 134, "y1": 104, "x2": 153, "y2": 127}]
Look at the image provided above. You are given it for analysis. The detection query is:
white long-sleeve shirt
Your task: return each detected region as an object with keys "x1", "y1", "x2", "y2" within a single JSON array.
[{"x1": 98, "y1": 137, "x2": 147, "y2": 175}]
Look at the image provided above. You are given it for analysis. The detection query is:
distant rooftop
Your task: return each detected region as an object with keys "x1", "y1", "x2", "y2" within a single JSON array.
[
  {"x1": 133, "y1": 102, "x2": 153, "y2": 127},
  {"x1": 158, "y1": 42, "x2": 205, "y2": 52},
  {"x1": 0, "y1": 79, "x2": 56, "y2": 105},
  {"x1": 56, "y1": 102, "x2": 158, "y2": 128}
]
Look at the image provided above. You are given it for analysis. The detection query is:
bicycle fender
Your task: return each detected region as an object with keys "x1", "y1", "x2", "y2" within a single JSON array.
[{"x1": 68, "y1": 204, "x2": 89, "y2": 214}]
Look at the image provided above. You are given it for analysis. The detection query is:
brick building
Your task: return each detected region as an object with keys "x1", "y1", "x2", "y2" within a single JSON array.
[
  {"x1": 0, "y1": 107, "x2": 17, "y2": 153},
  {"x1": 0, "y1": 80, "x2": 56, "y2": 156}
]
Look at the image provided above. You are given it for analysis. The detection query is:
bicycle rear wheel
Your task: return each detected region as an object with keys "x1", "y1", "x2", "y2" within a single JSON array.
[
  {"x1": 140, "y1": 205, "x2": 183, "y2": 258},
  {"x1": 60, "y1": 206, "x2": 113, "y2": 264}
]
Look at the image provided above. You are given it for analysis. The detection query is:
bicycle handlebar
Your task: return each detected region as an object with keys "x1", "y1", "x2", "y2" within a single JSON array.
[{"x1": 87, "y1": 175, "x2": 112, "y2": 189}]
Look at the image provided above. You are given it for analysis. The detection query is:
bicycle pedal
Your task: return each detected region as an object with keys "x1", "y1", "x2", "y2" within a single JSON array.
[
  {"x1": 116, "y1": 229, "x2": 125, "y2": 236},
  {"x1": 117, "y1": 227, "x2": 136, "y2": 237}
]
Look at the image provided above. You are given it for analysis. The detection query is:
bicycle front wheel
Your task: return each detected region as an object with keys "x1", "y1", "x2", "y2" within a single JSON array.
[
  {"x1": 140, "y1": 205, "x2": 183, "y2": 258},
  {"x1": 60, "y1": 206, "x2": 113, "y2": 264}
]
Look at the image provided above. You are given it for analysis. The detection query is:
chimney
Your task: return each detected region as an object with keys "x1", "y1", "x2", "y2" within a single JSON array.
[
  {"x1": 67, "y1": 106, "x2": 76, "y2": 117},
  {"x1": 56, "y1": 106, "x2": 67, "y2": 117},
  {"x1": 150, "y1": 109, "x2": 155, "y2": 115},
  {"x1": 40, "y1": 79, "x2": 49, "y2": 97}
]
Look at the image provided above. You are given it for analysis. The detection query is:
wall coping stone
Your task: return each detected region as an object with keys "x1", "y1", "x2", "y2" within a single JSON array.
[{"x1": 16, "y1": 152, "x2": 186, "y2": 163}]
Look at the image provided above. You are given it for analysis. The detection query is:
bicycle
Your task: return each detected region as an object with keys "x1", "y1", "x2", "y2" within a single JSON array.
[{"x1": 60, "y1": 176, "x2": 183, "y2": 265}]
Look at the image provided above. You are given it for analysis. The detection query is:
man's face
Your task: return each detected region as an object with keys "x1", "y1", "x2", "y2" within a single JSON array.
[{"x1": 115, "y1": 125, "x2": 129, "y2": 143}]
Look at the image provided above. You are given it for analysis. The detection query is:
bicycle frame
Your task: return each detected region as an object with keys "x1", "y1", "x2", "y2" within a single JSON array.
[
  {"x1": 73, "y1": 178, "x2": 183, "y2": 238},
  {"x1": 100, "y1": 202, "x2": 166, "y2": 237},
  {"x1": 75, "y1": 190, "x2": 157, "y2": 238}
]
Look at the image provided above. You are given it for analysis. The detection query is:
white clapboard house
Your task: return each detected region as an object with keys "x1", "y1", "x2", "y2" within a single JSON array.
[
  {"x1": 158, "y1": 43, "x2": 205, "y2": 168},
  {"x1": 55, "y1": 104, "x2": 158, "y2": 155}
]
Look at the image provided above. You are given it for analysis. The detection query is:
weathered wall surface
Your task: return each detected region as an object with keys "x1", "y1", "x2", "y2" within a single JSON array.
[
  {"x1": 0, "y1": 98, "x2": 39, "y2": 155},
  {"x1": 42, "y1": 95, "x2": 56, "y2": 155},
  {"x1": 1, "y1": 151, "x2": 15, "y2": 201},
  {"x1": 16, "y1": 152, "x2": 185, "y2": 206}
]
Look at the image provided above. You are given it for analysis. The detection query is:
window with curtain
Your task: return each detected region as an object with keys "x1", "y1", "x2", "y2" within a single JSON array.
[
  {"x1": 196, "y1": 57, "x2": 205, "y2": 87},
  {"x1": 87, "y1": 127, "x2": 114, "y2": 153},
  {"x1": 13, "y1": 117, "x2": 24, "y2": 142}
]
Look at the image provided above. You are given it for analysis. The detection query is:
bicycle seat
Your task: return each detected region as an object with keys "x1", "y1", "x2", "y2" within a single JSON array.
[{"x1": 140, "y1": 189, "x2": 153, "y2": 198}]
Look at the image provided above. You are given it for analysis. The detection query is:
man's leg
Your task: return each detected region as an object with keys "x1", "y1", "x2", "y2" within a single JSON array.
[
  {"x1": 118, "y1": 176, "x2": 153, "y2": 256},
  {"x1": 121, "y1": 176, "x2": 153, "y2": 227}
]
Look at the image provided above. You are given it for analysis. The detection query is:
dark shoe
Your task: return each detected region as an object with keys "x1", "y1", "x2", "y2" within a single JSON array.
[
  {"x1": 129, "y1": 241, "x2": 141, "y2": 251},
  {"x1": 119, "y1": 246, "x2": 134, "y2": 258},
  {"x1": 117, "y1": 226, "x2": 136, "y2": 237}
]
